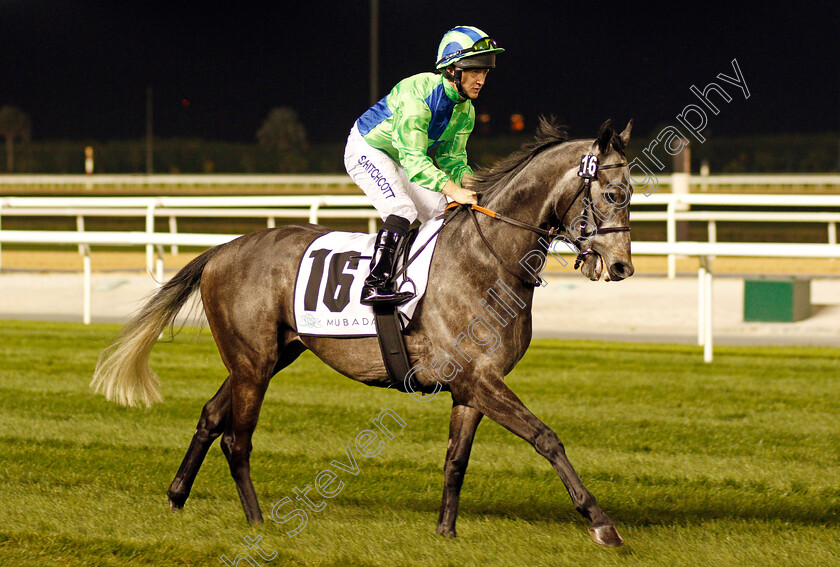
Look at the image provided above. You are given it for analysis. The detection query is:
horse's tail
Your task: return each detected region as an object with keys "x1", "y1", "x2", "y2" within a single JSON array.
[{"x1": 90, "y1": 245, "x2": 221, "y2": 407}]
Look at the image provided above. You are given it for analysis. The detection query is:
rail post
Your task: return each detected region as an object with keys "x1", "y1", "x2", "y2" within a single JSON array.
[
  {"x1": 83, "y1": 244, "x2": 92, "y2": 325},
  {"x1": 703, "y1": 258, "x2": 713, "y2": 363},
  {"x1": 308, "y1": 201, "x2": 321, "y2": 225},
  {"x1": 155, "y1": 244, "x2": 165, "y2": 287},
  {"x1": 698, "y1": 265, "x2": 706, "y2": 346},
  {"x1": 667, "y1": 198, "x2": 677, "y2": 279},
  {"x1": 169, "y1": 216, "x2": 178, "y2": 255},
  {"x1": 145, "y1": 203, "x2": 155, "y2": 275},
  {"x1": 669, "y1": 172, "x2": 691, "y2": 279},
  {"x1": 76, "y1": 215, "x2": 85, "y2": 255},
  {"x1": 708, "y1": 220, "x2": 717, "y2": 261}
]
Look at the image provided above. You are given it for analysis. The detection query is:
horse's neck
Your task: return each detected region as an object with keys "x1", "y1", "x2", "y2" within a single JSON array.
[
  {"x1": 444, "y1": 165, "x2": 560, "y2": 291},
  {"x1": 460, "y1": 147, "x2": 583, "y2": 282},
  {"x1": 481, "y1": 147, "x2": 577, "y2": 231}
]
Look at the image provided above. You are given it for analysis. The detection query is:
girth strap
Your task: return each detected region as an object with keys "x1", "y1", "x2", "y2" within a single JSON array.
[{"x1": 372, "y1": 304, "x2": 413, "y2": 388}]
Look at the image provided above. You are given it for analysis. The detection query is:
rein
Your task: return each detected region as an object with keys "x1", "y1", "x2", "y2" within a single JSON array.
[
  {"x1": 447, "y1": 155, "x2": 630, "y2": 286},
  {"x1": 445, "y1": 201, "x2": 551, "y2": 287},
  {"x1": 467, "y1": 206, "x2": 548, "y2": 287}
]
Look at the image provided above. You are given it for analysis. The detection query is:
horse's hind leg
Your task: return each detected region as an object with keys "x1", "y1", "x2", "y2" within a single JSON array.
[
  {"x1": 219, "y1": 370, "x2": 271, "y2": 524},
  {"x1": 219, "y1": 340, "x2": 307, "y2": 524},
  {"x1": 167, "y1": 378, "x2": 231, "y2": 511},
  {"x1": 436, "y1": 403, "x2": 483, "y2": 538}
]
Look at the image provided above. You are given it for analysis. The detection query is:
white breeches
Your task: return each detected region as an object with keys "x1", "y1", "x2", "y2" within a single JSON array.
[{"x1": 344, "y1": 123, "x2": 448, "y2": 224}]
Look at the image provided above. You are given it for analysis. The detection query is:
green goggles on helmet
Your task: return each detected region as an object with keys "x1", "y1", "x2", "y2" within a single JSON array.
[{"x1": 439, "y1": 37, "x2": 500, "y2": 67}]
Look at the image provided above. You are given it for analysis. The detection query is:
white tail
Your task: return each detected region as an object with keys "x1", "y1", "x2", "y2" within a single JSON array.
[
  {"x1": 90, "y1": 308, "x2": 170, "y2": 407},
  {"x1": 90, "y1": 247, "x2": 218, "y2": 407}
]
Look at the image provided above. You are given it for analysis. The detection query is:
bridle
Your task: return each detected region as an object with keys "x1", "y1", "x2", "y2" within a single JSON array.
[
  {"x1": 556, "y1": 153, "x2": 630, "y2": 269},
  {"x1": 446, "y1": 152, "x2": 629, "y2": 287}
]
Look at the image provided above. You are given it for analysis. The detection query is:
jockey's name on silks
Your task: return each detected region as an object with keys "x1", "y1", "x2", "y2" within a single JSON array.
[
  {"x1": 355, "y1": 72, "x2": 475, "y2": 193},
  {"x1": 292, "y1": 219, "x2": 444, "y2": 337},
  {"x1": 356, "y1": 155, "x2": 396, "y2": 199}
]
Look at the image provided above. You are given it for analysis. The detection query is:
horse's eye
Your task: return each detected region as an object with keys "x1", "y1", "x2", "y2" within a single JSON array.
[{"x1": 605, "y1": 190, "x2": 622, "y2": 204}]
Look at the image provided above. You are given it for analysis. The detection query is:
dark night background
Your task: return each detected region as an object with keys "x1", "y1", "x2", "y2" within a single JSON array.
[{"x1": 1, "y1": 0, "x2": 838, "y2": 144}]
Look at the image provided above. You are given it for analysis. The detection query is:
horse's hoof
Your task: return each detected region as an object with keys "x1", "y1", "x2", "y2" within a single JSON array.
[
  {"x1": 589, "y1": 524, "x2": 624, "y2": 547},
  {"x1": 246, "y1": 514, "x2": 265, "y2": 526},
  {"x1": 436, "y1": 526, "x2": 457, "y2": 538},
  {"x1": 168, "y1": 498, "x2": 184, "y2": 512}
]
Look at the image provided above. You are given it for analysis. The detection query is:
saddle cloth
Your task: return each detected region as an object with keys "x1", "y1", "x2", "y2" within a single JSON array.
[{"x1": 293, "y1": 218, "x2": 443, "y2": 337}]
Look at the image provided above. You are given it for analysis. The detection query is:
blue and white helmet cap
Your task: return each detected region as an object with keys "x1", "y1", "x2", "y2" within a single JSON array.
[{"x1": 435, "y1": 26, "x2": 504, "y2": 70}]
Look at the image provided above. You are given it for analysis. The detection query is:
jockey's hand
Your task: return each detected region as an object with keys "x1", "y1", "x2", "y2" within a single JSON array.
[{"x1": 442, "y1": 180, "x2": 477, "y2": 205}]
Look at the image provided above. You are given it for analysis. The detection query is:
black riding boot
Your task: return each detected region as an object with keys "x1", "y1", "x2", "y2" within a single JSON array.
[{"x1": 361, "y1": 225, "x2": 415, "y2": 306}]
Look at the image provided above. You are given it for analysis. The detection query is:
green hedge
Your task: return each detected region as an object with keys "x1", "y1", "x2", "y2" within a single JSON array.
[{"x1": 2, "y1": 132, "x2": 837, "y2": 174}]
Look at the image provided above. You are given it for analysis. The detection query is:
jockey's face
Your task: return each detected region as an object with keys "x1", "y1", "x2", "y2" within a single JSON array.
[{"x1": 458, "y1": 68, "x2": 489, "y2": 100}]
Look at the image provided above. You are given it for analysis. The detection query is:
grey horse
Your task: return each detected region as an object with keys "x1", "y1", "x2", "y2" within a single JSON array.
[{"x1": 92, "y1": 118, "x2": 635, "y2": 547}]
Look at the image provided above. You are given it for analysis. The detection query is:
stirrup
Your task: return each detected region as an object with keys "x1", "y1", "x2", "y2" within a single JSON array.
[
  {"x1": 361, "y1": 227, "x2": 414, "y2": 306},
  {"x1": 360, "y1": 284, "x2": 414, "y2": 306}
]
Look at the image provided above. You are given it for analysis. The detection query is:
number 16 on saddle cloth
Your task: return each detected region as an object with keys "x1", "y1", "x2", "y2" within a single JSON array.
[{"x1": 292, "y1": 219, "x2": 444, "y2": 337}]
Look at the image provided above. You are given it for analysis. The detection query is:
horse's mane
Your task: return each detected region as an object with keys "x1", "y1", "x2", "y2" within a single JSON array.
[
  {"x1": 471, "y1": 115, "x2": 569, "y2": 195},
  {"x1": 469, "y1": 117, "x2": 627, "y2": 197}
]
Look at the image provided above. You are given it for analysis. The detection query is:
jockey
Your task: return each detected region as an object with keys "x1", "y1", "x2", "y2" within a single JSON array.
[{"x1": 344, "y1": 25, "x2": 504, "y2": 305}]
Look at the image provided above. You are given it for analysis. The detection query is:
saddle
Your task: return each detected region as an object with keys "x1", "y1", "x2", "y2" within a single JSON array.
[{"x1": 292, "y1": 217, "x2": 447, "y2": 381}]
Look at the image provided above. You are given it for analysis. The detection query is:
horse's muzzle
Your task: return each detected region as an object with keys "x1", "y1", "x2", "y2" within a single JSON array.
[{"x1": 607, "y1": 261, "x2": 634, "y2": 281}]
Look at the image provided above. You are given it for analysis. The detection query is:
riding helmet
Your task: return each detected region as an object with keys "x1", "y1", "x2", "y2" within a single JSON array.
[{"x1": 435, "y1": 26, "x2": 504, "y2": 71}]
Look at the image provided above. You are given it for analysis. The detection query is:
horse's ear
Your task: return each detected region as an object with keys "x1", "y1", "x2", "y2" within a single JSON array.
[
  {"x1": 597, "y1": 119, "x2": 613, "y2": 154},
  {"x1": 619, "y1": 119, "x2": 633, "y2": 147}
]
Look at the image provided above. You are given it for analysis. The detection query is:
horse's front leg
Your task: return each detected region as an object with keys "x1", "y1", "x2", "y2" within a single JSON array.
[
  {"x1": 436, "y1": 403, "x2": 483, "y2": 538},
  {"x1": 464, "y1": 377, "x2": 624, "y2": 547}
]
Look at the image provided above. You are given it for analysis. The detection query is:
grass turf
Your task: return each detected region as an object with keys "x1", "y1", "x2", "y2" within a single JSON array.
[{"x1": 0, "y1": 320, "x2": 838, "y2": 566}]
